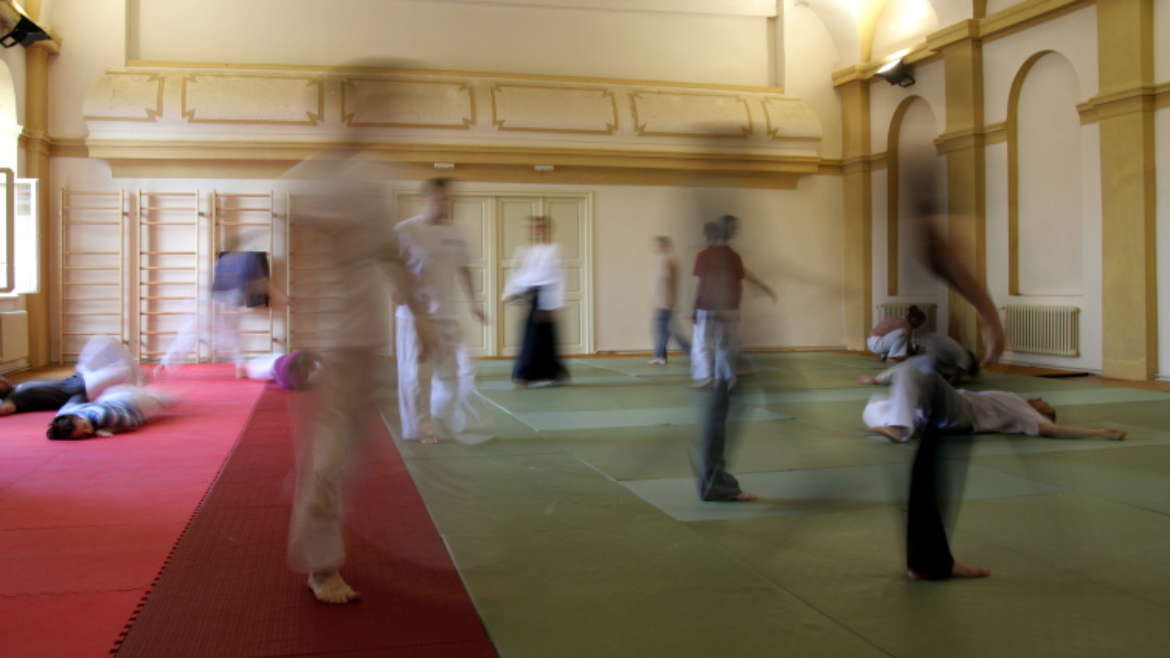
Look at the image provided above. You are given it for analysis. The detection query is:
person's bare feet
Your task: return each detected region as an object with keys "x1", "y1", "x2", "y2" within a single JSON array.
[
  {"x1": 1104, "y1": 428, "x2": 1126, "y2": 441},
  {"x1": 857, "y1": 375, "x2": 878, "y2": 385},
  {"x1": 734, "y1": 491, "x2": 758, "y2": 501},
  {"x1": 419, "y1": 435, "x2": 439, "y2": 445},
  {"x1": 870, "y1": 425, "x2": 910, "y2": 443},
  {"x1": 907, "y1": 561, "x2": 991, "y2": 581},
  {"x1": 308, "y1": 570, "x2": 360, "y2": 604}
]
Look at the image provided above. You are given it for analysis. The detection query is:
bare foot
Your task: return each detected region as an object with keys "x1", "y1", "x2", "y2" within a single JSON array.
[
  {"x1": 734, "y1": 491, "x2": 758, "y2": 501},
  {"x1": 513, "y1": 379, "x2": 528, "y2": 389},
  {"x1": 308, "y1": 570, "x2": 360, "y2": 604},
  {"x1": 1104, "y1": 428, "x2": 1126, "y2": 441},
  {"x1": 234, "y1": 364, "x2": 247, "y2": 379},
  {"x1": 857, "y1": 375, "x2": 878, "y2": 385},
  {"x1": 419, "y1": 435, "x2": 439, "y2": 445},
  {"x1": 870, "y1": 426, "x2": 910, "y2": 443},
  {"x1": 907, "y1": 561, "x2": 991, "y2": 580}
]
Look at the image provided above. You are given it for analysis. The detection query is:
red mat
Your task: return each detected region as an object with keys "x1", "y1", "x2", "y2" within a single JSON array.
[
  {"x1": 0, "y1": 365, "x2": 267, "y2": 658},
  {"x1": 112, "y1": 388, "x2": 497, "y2": 657}
]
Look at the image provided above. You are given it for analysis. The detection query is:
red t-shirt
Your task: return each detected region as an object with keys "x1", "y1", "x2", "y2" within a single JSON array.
[{"x1": 693, "y1": 246, "x2": 745, "y2": 310}]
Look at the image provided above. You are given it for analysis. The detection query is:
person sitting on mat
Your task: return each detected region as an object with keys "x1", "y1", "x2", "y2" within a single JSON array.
[
  {"x1": 867, "y1": 306, "x2": 927, "y2": 362},
  {"x1": 1, "y1": 336, "x2": 140, "y2": 417},
  {"x1": 46, "y1": 383, "x2": 177, "y2": 440},
  {"x1": 243, "y1": 350, "x2": 323, "y2": 390},
  {"x1": 859, "y1": 359, "x2": 1126, "y2": 444}
]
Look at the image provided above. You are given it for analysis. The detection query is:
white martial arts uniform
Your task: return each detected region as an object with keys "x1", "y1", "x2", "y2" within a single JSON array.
[
  {"x1": 284, "y1": 156, "x2": 418, "y2": 575},
  {"x1": 502, "y1": 244, "x2": 564, "y2": 311},
  {"x1": 866, "y1": 328, "x2": 911, "y2": 360},
  {"x1": 393, "y1": 215, "x2": 484, "y2": 441},
  {"x1": 913, "y1": 332, "x2": 974, "y2": 380},
  {"x1": 76, "y1": 336, "x2": 141, "y2": 400},
  {"x1": 160, "y1": 288, "x2": 247, "y2": 369},
  {"x1": 862, "y1": 362, "x2": 1048, "y2": 441}
]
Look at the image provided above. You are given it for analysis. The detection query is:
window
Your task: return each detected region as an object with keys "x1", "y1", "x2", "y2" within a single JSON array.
[{"x1": 0, "y1": 176, "x2": 38, "y2": 295}]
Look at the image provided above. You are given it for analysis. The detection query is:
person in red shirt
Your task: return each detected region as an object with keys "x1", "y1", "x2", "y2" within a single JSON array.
[{"x1": 690, "y1": 217, "x2": 775, "y2": 387}]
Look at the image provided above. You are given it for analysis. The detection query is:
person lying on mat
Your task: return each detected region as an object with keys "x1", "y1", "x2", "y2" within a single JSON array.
[
  {"x1": 859, "y1": 360, "x2": 1126, "y2": 444},
  {"x1": 1, "y1": 337, "x2": 140, "y2": 417},
  {"x1": 46, "y1": 384, "x2": 176, "y2": 440},
  {"x1": 243, "y1": 350, "x2": 323, "y2": 390}
]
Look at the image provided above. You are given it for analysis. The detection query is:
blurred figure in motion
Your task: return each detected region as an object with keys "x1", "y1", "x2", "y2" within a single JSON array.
[
  {"x1": 693, "y1": 379, "x2": 757, "y2": 502},
  {"x1": 243, "y1": 349, "x2": 322, "y2": 390},
  {"x1": 159, "y1": 247, "x2": 275, "y2": 378},
  {"x1": 910, "y1": 331, "x2": 979, "y2": 384},
  {"x1": 649, "y1": 236, "x2": 691, "y2": 365},
  {"x1": 283, "y1": 149, "x2": 435, "y2": 604},
  {"x1": 690, "y1": 217, "x2": 776, "y2": 387},
  {"x1": 503, "y1": 215, "x2": 569, "y2": 388},
  {"x1": 888, "y1": 159, "x2": 1008, "y2": 581},
  {"x1": 1, "y1": 335, "x2": 140, "y2": 416},
  {"x1": 394, "y1": 178, "x2": 488, "y2": 444},
  {"x1": 867, "y1": 305, "x2": 926, "y2": 362}
]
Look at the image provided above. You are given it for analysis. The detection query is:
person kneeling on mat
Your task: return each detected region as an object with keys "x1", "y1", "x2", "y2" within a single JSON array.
[{"x1": 46, "y1": 384, "x2": 176, "y2": 440}]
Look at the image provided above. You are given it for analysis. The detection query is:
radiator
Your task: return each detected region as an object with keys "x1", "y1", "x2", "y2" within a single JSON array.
[
  {"x1": 1003, "y1": 304, "x2": 1079, "y2": 357},
  {"x1": 0, "y1": 310, "x2": 29, "y2": 362},
  {"x1": 876, "y1": 302, "x2": 937, "y2": 332}
]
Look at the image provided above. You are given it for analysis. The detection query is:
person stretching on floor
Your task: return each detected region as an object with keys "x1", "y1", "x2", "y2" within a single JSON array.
[
  {"x1": 860, "y1": 360, "x2": 1126, "y2": 444},
  {"x1": 1, "y1": 336, "x2": 140, "y2": 417},
  {"x1": 867, "y1": 306, "x2": 927, "y2": 362},
  {"x1": 46, "y1": 384, "x2": 176, "y2": 440},
  {"x1": 244, "y1": 350, "x2": 323, "y2": 390}
]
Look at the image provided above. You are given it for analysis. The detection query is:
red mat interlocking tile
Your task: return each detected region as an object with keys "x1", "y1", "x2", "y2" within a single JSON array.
[
  {"x1": 0, "y1": 365, "x2": 266, "y2": 658},
  {"x1": 113, "y1": 388, "x2": 497, "y2": 657}
]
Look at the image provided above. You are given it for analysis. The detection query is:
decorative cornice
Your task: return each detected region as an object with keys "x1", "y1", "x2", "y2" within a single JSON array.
[
  {"x1": 934, "y1": 128, "x2": 986, "y2": 154},
  {"x1": 979, "y1": 0, "x2": 1092, "y2": 42},
  {"x1": 124, "y1": 59, "x2": 786, "y2": 95},
  {"x1": 1078, "y1": 83, "x2": 1166, "y2": 123},
  {"x1": 835, "y1": 0, "x2": 1095, "y2": 88}
]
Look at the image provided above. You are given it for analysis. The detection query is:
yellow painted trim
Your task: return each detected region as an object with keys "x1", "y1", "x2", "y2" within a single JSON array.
[
  {"x1": 341, "y1": 77, "x2": 476, "y2": 129},
  {"x1": 79, "y1": 138, "x2": 830, "y2": 174},
  {"x1": 180, "y1": 73, "x2": 325, "y2": 126},
  {"x1": 979, "y1": 0, "x2": 1093, "y2": 43},
  {"x1": 489, "y1": 82, "x2": 618, "y2": 135},
  {"x1": 1078, "y1": 83, "x2": 1164, "y2": 124},
  {"x1": 984, "y1": 121, "x2": 1007, "y2": 144},
  {"x1": 125, "y1": 59, "x2": 786, "y2": 94},
  {"x1": 630, "y1": 89, "x2": 753, "y2": 138},
  {"x1": 836, "y1": 0, "x2": 1095, "y2": 88},
  {"x1": 82, "y1": 71, "x2": 164, "y2": 123}
]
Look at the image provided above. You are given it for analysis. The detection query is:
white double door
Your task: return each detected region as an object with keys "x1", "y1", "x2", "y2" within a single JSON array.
[{"x1": 393, "y1": 191, "x2": 592, "y2": 358}]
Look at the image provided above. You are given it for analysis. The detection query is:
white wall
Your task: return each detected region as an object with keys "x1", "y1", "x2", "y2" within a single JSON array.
[
  {"x1": 784, "y1": 0, "x2": 843, "y2": 158},
  {"x1": 131, "y1": 0, "x2": 771, "y2": 87},
  {"x1": 1016, "y1": 52, "x2": 1082, "y2": 296},
  {"x1": 50, "y1": 157, "x2": 847, "y2": 354},
  {"x1": 1158, "y1": 106, "x2": 1170, "y2": 379},
  {"x1": 985, "y1": 0, "x2": 1026, "y2": 14},
  {"x1": 983, "y1": 5, "x2": 1098, "y2": 125},
  {"x1": 46, "y1": 0, "x2": 128, "y2": 138},
  {"x1": 982, "y1": 5, "x2": 1101, "y2": 371},
  {"x1": 871, "y1": 0, "x2": 939, "y2": 62}
]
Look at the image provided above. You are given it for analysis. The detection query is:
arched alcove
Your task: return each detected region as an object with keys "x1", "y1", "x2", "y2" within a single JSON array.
[
  {"x1": 886, "y1": 95, "x2": 942, "y2": 297},
  {"x1": 0, "y1": 59, "x2": 18, "y2": 170},
  {"x1": 1008, "y1": 50, "x2": 1083, "y2": 296}
]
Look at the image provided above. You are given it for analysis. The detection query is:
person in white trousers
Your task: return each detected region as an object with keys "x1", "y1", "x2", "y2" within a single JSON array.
[
  {"x1": 283, "y1": 149, "x2": 436, "y2": 606},
  {"x1": 394, "y1": 178, "x2": 487, "y2": 444}
]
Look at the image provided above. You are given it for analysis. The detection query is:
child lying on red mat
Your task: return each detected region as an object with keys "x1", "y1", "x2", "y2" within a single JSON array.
[{"x1": 46, "y1": 384, "x2": 177, "y2": 440}]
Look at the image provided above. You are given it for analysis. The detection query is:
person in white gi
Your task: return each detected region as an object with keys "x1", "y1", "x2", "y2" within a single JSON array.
[
  {"x1": 866, "y1": 306, "x2": 927, "y2": 362},
  {"x1": 394, "y1": 178, "x2": 486, "y2": 443},
  {"x1": 860, "y1": 360, "x2": 1126, "y2": 443},
  {"x1": 283, "y1": 150, "x2": 436, "y2": 606}
]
